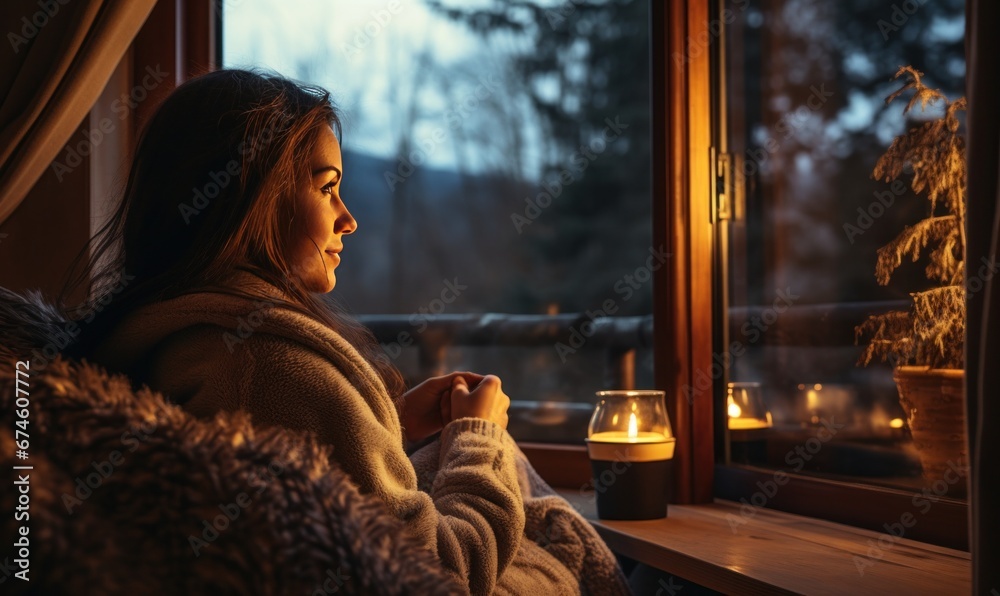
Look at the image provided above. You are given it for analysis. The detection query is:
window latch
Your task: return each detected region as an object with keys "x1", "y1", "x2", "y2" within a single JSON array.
[{"x1": 710, "y1": 147, "x2": 744, "y2": 223}]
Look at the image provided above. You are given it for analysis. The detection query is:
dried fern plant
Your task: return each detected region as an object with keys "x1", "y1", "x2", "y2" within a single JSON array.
[{"x1": 855, "y1": 66, "x2": 967, "y2": 370}]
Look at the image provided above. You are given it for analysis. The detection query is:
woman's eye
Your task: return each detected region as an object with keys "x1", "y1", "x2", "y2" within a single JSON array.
[{"x1": 321, "y1": 181, "x2": 336, "y2": 195}]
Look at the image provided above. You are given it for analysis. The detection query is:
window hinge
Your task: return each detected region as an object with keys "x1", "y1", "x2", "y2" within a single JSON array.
[{"x1": 710, "y1": 147, "x2": 744, "y2": 223}]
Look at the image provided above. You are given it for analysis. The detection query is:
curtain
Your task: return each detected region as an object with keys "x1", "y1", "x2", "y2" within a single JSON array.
[
  {"x1": 0, "y1": 0, "x2": 156, "y2": 225},
  {"x1": 965, "y1": 0, "x2": 999, "y2": 592}
]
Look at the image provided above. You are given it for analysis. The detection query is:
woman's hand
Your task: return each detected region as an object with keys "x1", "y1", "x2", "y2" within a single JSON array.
[
  {"x1": 449, "y1": 374, "x2": 510, "y2": 431},
  {"x1": 398, "y1": 371, "x2": 486, "y2": 443}
]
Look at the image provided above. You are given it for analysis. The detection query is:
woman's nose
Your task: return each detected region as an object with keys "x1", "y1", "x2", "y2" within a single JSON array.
[{"x1": 336, "y1": 203, "x2": 357, "y2": 235}]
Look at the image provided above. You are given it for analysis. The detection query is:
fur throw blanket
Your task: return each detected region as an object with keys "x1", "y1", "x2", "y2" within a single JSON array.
[{"x1": 0, "y1": 287, "x2": 463, "y2": 594}]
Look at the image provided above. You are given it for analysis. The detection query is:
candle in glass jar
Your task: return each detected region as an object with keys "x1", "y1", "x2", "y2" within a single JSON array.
[{"x1": 587, "y1": 389, "x2": 675, "y2": 519}]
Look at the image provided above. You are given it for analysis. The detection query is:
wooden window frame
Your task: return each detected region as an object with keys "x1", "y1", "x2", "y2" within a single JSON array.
[{"x1": 131, "y1": 0, "x2": 217, "y2": 130}]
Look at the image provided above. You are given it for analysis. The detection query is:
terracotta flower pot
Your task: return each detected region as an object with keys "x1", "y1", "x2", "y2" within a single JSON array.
[{"x1": 893, "y1": 366, "x2": 968, "y2": 496}]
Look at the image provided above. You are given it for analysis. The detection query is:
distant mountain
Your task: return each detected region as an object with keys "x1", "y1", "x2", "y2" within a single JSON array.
[{"x1": 332, "y1": 150, "x2": 536, "y2": 315}]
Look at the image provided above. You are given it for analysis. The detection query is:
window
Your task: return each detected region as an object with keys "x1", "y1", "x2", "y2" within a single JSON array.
[
  {"x1": 712, "y1": 0, "x2": 968, "y2": 546},
  {"x1": 223, "y1": 0, "x2": 653, "y2": 442}
]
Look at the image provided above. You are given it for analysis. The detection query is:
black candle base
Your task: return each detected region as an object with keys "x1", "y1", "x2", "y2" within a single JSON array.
[{"x1": 590, "y1": 458, "x2": 672, "y2": 520}]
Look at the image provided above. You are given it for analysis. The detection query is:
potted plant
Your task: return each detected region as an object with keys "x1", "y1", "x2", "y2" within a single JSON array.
[{"x1": 855, "y1": 66, "x2": 967, "y2": 494}]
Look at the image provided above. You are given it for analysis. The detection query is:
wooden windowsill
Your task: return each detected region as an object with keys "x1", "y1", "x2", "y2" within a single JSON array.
[{"x1": 555, "y1": 489, "x2": 970, "y2": 595}]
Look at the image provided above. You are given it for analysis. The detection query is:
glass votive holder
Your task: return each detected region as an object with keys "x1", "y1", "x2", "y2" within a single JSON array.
[
  {"x1": 586, "y1": 390, "x2": 675, "y2": 520},
  {"x1": 796, "y1": 383, "x2": 856, "y2": 426},
  {"x1": 727, "y1": 382, "x2": 773, "y2": 430}
]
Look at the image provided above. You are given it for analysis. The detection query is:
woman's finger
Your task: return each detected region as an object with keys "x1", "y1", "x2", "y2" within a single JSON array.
[
  {"x1": 450, "y1": 376, "x2": 470, "y2": 398},
  {"x1": 431, "y1": 371, "x2": 485, "y2": 390}
]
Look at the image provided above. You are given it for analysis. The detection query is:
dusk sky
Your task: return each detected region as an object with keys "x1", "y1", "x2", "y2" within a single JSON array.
[{"x1": 223, "y1": 0, "x2": 550, "y2": 180}]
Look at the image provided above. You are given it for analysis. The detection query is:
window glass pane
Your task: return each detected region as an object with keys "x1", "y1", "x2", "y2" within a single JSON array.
[
  {"x1": 223, "y1": 0, "x2": 653, "y2": 442},
  {"x1": 719, "y1": 0, "x2": 966, "y2": 495}
]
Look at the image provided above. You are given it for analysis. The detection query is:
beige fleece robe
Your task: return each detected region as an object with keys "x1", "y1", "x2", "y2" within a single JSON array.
[{"x1": 90, "y1": 269, "x2": 630, "y2": 596}]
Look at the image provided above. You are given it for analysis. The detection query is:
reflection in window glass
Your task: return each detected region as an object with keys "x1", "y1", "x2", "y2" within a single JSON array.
[
  {"x1": 720, "y1": 0, "x2": 965, "y2": 494},
  {"x1": 224, "y1": 1, "x2": 653, "y2": 442}
]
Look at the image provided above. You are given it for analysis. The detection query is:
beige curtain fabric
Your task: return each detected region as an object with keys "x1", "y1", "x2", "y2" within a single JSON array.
[{"x1": 0, "y1": 0, "x2": 156, "y2": 224}]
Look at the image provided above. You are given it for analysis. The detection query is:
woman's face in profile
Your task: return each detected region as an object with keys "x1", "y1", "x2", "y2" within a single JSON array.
[{"x1": 285, "y1": 124, "x2": 357, "y2": 293}]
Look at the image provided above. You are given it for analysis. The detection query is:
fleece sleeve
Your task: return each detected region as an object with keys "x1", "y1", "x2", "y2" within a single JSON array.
[{"x1": 196, "y1": 332, "x2": 525, "y2": 596}]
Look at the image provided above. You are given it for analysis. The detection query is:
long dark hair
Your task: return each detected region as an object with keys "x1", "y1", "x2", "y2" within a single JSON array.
[{"x1": 57, "y1": 68, "x2": 405, "y2": 398}]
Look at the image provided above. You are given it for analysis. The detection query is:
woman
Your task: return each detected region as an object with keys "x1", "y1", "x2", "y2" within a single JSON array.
[{"x1": 58, "y1": 69, "x2": 629, "y2": 595}]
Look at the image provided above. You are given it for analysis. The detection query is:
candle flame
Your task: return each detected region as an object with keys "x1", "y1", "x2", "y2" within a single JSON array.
[
  {"x1": 627, "y1": 412, "x2": 638, "y2": 439},
  {"x1": 727, "y1": 396, "x2": 742, "y2": 418},
  {"x1": 890, "y1": 418, "x2": 904, "y2": 429}
]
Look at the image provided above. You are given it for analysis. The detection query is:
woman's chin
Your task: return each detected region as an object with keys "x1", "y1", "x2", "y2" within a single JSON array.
[
  {"x1": 298, "y1": 271, "x2": 335, "y2": 294},
  {"x1": 311, "y1": 279, "x2": 335, "y2": 294},
  {"x1": 290, "y1": 262, "x2": 337, "y2": 294},
  {"x1": 320, "y1": 273, "x2": 336, "y2": 294}
]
